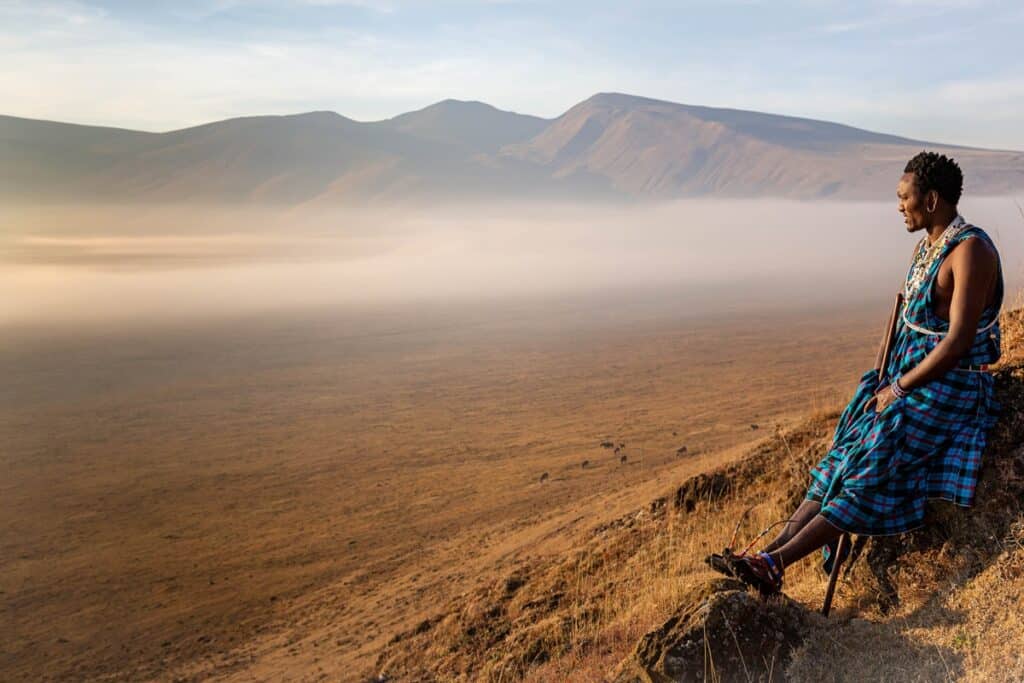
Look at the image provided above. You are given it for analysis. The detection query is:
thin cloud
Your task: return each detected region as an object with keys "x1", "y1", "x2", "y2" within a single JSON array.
[
  {"x1": 891, "y1": 0, "x2": 986, "y2": 6},
  {"x1": 819, "y1": 20, "x2": 877, "y2": 33},
  {"x1": 938, "y1": 76, "x2": 1024, "y2": 107},
  {"x1": 0, "y1": 0, "x2": 106, "y2": 25},
  {"x1": 1, "y1": 0, "x2": 1022, "y2": 150},
  {"x1": 292, "y1": 0, "x2": 397, "y2": 11}
]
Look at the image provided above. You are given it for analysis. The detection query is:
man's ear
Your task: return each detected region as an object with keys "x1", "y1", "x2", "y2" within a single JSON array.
[{"x1": 927, "y1": 189, "x2": 939, "y2": 212}]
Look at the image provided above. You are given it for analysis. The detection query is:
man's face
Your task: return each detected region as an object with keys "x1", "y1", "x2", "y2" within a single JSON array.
[
  {"x1": 897, "y1": 172, "x2": 929, "y2": 233},
  {"x1": 897, "y1": 172, "x2": 930, "y2": 233}
]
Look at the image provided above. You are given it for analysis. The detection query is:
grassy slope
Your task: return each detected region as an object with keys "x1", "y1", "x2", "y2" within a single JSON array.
[{"x1": 373, "y1": 306, "x2": 1024, "y2": 682}]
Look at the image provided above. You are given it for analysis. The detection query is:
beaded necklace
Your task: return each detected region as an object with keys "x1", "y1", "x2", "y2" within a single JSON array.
[{"x1": 903, "y1": 214, "x2": 966, "y2": 299}]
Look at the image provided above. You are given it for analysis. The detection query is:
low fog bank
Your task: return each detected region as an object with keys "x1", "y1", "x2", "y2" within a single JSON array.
[{"x1": 3, "y1": 197, "x2": 1022, "y2": 333}]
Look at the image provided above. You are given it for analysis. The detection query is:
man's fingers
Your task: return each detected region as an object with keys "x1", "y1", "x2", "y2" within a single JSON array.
[{"x1": 863, "y1": 396, "x2": 876, "y2": 414}]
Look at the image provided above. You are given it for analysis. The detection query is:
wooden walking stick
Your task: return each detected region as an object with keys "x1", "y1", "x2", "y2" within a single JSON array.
[
  {"x1": 875, "y1": 291, "x2": 905, "y2": 380},
  {"x1": 822, "y1": 291, "x2": 903, "y2": 617},
  {"x1": 821, "y1": 533, "x2": 849, "y2": 617}
]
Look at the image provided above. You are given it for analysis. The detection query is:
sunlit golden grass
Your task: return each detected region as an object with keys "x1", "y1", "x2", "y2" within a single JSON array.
[{"x1": 378, "y1": 413, "x2": 844, "y2": 681}]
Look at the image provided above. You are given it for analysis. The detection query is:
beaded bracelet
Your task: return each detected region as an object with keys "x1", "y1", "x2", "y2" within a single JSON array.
[{"x1": 890, "y1": 377, "x2": 908, "y2": 399}]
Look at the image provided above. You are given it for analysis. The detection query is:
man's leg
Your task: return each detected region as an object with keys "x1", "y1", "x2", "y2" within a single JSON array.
[
  {"x1": 762, "y1": 499, "x2": 821, "y2": 553},
  {"x1": 766, "y1": 514, "x2": 843, "y2": 569}
]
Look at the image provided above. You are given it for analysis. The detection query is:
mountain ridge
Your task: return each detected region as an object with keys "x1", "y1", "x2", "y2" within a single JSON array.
[{"x1": 3, "y1": 92, "x2": 1023, "y2": 204}]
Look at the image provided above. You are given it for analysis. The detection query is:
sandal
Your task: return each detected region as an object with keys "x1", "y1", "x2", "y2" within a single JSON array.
[
  {"x1": 733, "y1": 552, "x2": 784, "y2": 596},
  {"x1": 705, "y1": 550, "x2": 784, "y2": 597},
  {"x1": 705, "y1": 549, "x2": 738, "y2": 578}
]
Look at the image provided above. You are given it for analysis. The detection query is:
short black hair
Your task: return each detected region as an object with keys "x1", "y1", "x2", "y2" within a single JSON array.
[{"x1": 903, "y1": 151, "x2": 963, "y2": 206}]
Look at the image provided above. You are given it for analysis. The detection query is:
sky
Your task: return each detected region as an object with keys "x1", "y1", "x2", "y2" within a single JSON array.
[{"x1": 2, "y1": 0, "x2": 1024, "y2": 150}]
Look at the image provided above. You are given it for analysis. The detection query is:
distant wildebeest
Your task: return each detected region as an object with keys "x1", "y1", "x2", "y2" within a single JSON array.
[
  {"x1": 613, "y1": 446, "x2": 621, "y2": 455},
  {"x1": 672, "y1": 431, "x2": 678, "y2": 436},
  {"x1": 751, "y1": 424, "x2": 760, "y2": 430},
  {"x1": 539, "y1": 472, "x2": 549, "y2": 483},
  {"x1": 619, "y1": 454, "x2": 628, "y2": 464},
  {"x1": 600, "y1": 441, "x2": 614, "y2": 449},
  {"x1": 676, "y1": 446, "x2": 688, "y2": 456},
  {"x1": 618, "y1": 442, "x2": 625, "y2": 449},
  {"x1": 581, "y1": 460, "x2": 590, "y2": 469}
]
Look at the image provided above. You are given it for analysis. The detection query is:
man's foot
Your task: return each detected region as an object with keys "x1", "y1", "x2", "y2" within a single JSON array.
[
  {"x1": 732, "y1": 552, "x2": 784, "y2": 597},
  {"x1": 705, "y1": 550, "x2": 738, "y2": 578},
  {"x1": 705, "y1": 550, "x2": 783, "y2": 597}
]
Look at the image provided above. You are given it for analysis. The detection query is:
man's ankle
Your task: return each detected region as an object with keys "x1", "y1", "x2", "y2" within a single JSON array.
[{"x1": 759, "y1": 551, "x2": 784, "y2": 579}]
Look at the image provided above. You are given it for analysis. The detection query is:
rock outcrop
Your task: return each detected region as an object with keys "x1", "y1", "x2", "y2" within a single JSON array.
[{"x1": 614, "y1": 577, "x2": 804, "y2": 683}]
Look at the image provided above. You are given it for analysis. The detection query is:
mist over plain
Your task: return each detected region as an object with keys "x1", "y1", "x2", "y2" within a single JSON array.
[{"x1": 3, "y1": 197, "x2": 1022, "y2": 333}]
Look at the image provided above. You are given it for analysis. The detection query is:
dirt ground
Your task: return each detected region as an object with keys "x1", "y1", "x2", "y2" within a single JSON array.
[{"x1": 1, "y1": 297, "x2": 883, "y2": 681}]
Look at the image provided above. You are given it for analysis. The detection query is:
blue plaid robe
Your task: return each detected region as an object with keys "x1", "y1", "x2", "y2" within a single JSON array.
[{"x1": 806, "y1": 217, "x2": 1003, "y2": 535}]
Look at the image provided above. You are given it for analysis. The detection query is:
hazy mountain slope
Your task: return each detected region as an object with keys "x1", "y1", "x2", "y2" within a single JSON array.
[
  {"x1": 0, "y1": 115, "x2": 156, "y2": 196},
  {"x1": 82, "y1": 111, "x2": 468, "y2": 203},
  {"x1": 1, "y1": 107, "x2": 560, "y2": 204},
  {"x1": 376, "y1": 99, "x2": 548, "y2": 153},
  {"x1": 499, "y1": 93, "x2": 1024, "y2": 199},
  {"x1": 3, "y1": 94, "x2": 1023, "y2": 203}
]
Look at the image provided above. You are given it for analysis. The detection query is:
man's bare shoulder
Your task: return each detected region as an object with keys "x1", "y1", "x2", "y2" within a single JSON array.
[{"x1": 949, "y1": 233, "x2": 998, "y2": 270}]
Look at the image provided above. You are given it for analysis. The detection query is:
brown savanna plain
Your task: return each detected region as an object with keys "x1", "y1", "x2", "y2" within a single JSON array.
[{"x1": 1, "y1": 289, "x2": 887, "y2": 681}]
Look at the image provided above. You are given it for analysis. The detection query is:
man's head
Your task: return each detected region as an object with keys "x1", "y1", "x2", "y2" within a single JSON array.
[{"x1": 898, "y1": 151, "x2": 963, "y2": 233}]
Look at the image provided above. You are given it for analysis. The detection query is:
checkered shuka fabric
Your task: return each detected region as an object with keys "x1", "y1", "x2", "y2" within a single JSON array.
[{"x1": 806, "y1": 222, "x2": 1004, "y2": 536}]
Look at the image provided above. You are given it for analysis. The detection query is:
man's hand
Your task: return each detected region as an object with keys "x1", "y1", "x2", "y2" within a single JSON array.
[{"x1": 864, "y1": 385, "x2": 899, "y2": 414}]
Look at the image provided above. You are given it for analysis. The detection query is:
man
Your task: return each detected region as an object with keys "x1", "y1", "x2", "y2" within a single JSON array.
[{"x1": 719, "y1": 151, "x2": 1004, "y2": 594}]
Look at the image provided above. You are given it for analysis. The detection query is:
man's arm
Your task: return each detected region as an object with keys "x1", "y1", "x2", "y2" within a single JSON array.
[{"x1": 896, "y1": 237, "x2": 998, "y2": 391}]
